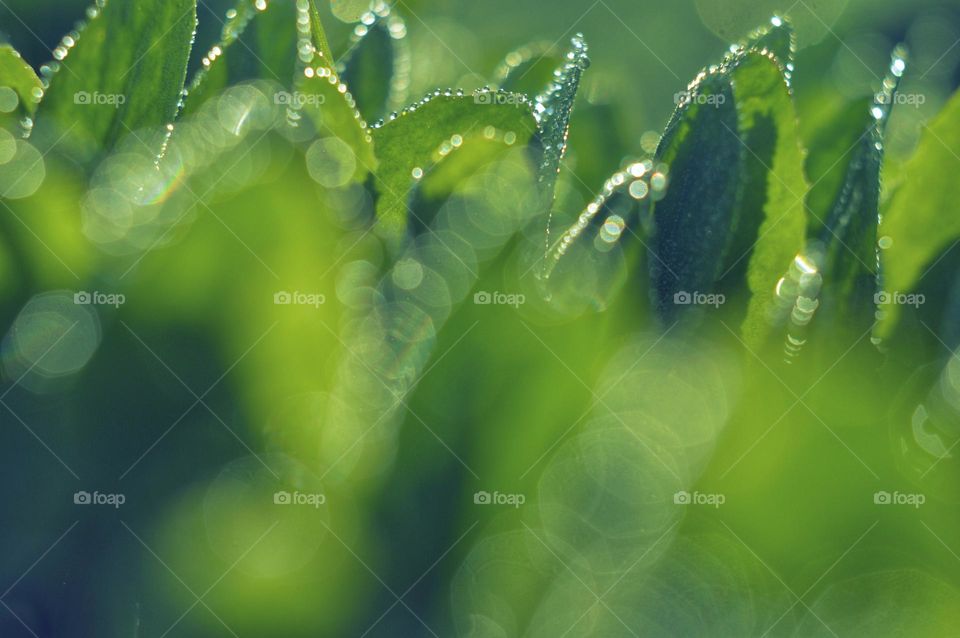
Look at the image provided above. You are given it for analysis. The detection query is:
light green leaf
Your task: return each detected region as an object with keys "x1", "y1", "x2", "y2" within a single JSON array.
[
  {"x1": 879, "y1": 66, "x2": 960, "y2": 340},
  {"x1": 0, "y1": 45, "x2": 43, "y2": 133},
  {"x1": 294, "y1": 67, "x2": 376, "y2": 183},
  {"x1": 370, "y1": 90, "x2": 537, "y2": 246},
  {"x1": 735, "y1": 53, "x2": 809, "y2": 348},
  {"x1": 34, "y1": 0, "x2": 197, "y2": 160}
]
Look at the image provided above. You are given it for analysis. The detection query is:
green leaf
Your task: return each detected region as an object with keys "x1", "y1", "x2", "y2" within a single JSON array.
[
  {"x1": 293, "y1": 67, "x2": 377, "y2": 183},
  {"x1": 650, "y1": 19, "x2": 808, "y2": 335},
  {"x1": 182, "y1": 0, "x2": 306, "y2": 116},
  {"x1": 734, "y1": 53, "x2": 809, "y2": 348},
  {"x1": 533, "y1": 34, "x2": 589, "y2": 265},
  {"x1": 812, "y1": 46, "x2": 905, "y2": 333},
  {"x1": 34, "y1": 0, "x2": 197, "y2": 160},
  {"x1": 649, "y1": 70, "x2": 741, "y2": 318},
  {"x1": 879, "y1": 60, "x2": 960, "y2": 340},
  {"x1": 0, "y1": 45, "x2": 43, "y2": 133},
  {"x1": 370, "y1": 90, "x2": 538, "y2": 246},
  {"x1": 340, "y1": 5, "x2": 410, "y2": 123}
]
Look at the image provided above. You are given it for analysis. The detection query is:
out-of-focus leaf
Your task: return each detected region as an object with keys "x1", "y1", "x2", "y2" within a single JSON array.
[
  {"x1": 0, "y1": 45, "x2": 43, "y2": 133},
  {"x1": 34, "y1": 0, "x2": 197, "y2": 160},
  {"x1": 797, "y1": 570, "x2": 960, "y2": 637},
  {"x1": 649, "y1": 70, "x2": 741, "y2": 318},
  {"x1": 879, "y1": 69, "x2": 960, "y2": 341},
  {"x1": 370, "y1": 90, "x2": 537, "y2": 246},
  {"x1": 182, "y1": 0, "x2": 301, "y2": 116},
  {"x1": 340, "y1": 4, "x2": 410, "y2": 124},
  {"x1": 695, "y1": 0, "x2": 848, "y2": 47},
  {"x1": 493, "y1": 41, "x2": 563, "y2": 96},
  {"x1": 329, "y1": 0, "x2": 369, "y2": 23}
]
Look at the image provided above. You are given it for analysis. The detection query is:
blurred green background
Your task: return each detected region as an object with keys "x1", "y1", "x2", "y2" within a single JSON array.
[{"x1": 2, "y1": 0, "x2": 960, "y2": 636}]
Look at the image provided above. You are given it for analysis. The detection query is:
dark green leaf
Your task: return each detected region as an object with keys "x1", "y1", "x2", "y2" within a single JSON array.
[
  {"x1": 650, "y1": 19, "x2": 808, "y2": 337},
  {"x1": 814, "y1": 46, "x2": 905, "y2": 332},
  {"x1": 181, "y1": 0, "x2": 299, "y2": 116}
]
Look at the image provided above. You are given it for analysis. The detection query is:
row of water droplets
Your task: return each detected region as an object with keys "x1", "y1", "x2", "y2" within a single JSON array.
[
  {"x1": 770, "y1": 247, "x2": 824, "y2": 363},
  {"x1": 541, "y1": 158, "x2": 669, "y2": 282},
  {"x1": 872, "y1": 46, "x2": 909, "y2": 346},
  {"x1": 369, "y1": 87, "x2": 532, "y2": 130},
  {"x1": 536, "y1": 34, "x2": 589, "y2": 279},
  {"x1": 339, "y1": 0, "x2": 411, "y2": 113}
]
